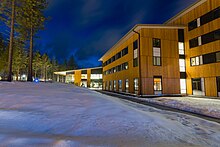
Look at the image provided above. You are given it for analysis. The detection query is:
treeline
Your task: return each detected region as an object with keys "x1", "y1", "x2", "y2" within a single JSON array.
[
  {"x1": 0, "y1": 0, "x2": 77, "y2": 82},
  {"x1": 0, "y1": 34, "x2": 78, "y2": 81}
]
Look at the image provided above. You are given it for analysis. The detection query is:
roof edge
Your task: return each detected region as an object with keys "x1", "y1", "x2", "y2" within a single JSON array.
[
  {"x1": 164, "y1": 0, "x2": 207, "y2": 24},
  {"x1": 99, "y1": 24, "x2": 185, "y2": 61}
]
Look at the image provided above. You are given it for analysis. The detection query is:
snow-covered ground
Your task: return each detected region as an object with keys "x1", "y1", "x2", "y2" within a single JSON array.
[
  {"x1": 0, "y1": 82, "x2": 220, "y2": 147},
  {"x1": 145, "y1": 97, "x2": 220, "y2": 119}
]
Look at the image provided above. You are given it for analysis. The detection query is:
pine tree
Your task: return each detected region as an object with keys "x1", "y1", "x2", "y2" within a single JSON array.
[
  {"x1": 17, "y1": 0, "x2": 48, "y2": 81},
  {"x1": 0, "y1": 0, "x2": 16, "y2": 81},
  {"x1": 12, "y1": 39, "x2": 27, "y2": 81},
  {"x1": 33, "y1": 51, "x2": 42, "y2": 79},
  {"x1": 67, "y1": 55, "x2": 78, "y2": 70}
]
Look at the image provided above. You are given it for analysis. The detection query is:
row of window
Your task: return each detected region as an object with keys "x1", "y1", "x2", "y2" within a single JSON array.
[
  {"x1": 104, "y1": 79, "x2": 130, "y2": 92},
  {"x1": 103, "y1": 62, "x2": 128, "y2": 75},
  {"x1": 189, "y1": 29, "x2": 220, "y2": 48},
  {"x1": 188, "y1": 6, "x2": 220, "y2": 31},
  {"x1": 190, "y1": 51, "x2": 220, "y2": 66},
  {"x1": 104, "y1": 76, "x2": 163, "y2": 95},
  {"x1": 103, "y1": 47, "x2": 128, "y2": 67}
]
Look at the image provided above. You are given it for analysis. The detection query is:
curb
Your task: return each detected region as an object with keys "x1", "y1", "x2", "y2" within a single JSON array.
[{"x1": 96, "y1": 90, "x2": 220, "y2": 124}]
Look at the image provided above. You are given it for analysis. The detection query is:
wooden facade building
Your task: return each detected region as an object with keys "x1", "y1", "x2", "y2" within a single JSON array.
[{"x1": 100, "y1": 0, "x2": 220, "y2": 97}]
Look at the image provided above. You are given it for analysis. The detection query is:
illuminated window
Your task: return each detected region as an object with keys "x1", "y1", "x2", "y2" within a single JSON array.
[
  {"x1": 178, "y1": 42, "x2": 185, "y2": 55},
  {"x1": 179, "y1": 59, "x2": 186, "y2": 72},
  {"x1": 125, "y1": 79, "x2": 129, "y2": 93},
  {"x1": 134, "y1": 78, "x2": 139, "y2": 94},
  {"x1": 180, "y1": 79, "x2": 187, "y2": 94},
  {"x1": 154, "y1": 76, "x2": 162, "y2": 95},
  {"x1": 113, "y1": 80, "x2": 116, "y2": 91}
]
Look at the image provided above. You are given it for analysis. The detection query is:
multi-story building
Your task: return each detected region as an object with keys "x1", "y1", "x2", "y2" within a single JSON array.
[
  {"x1": 54, "y1": 67, "x2": 103, "y2": 89},
  {"x1": 100, "y1": 0, "x2": 220, "y2": 97},
  {"x1": 165, "y1": 0, "x2": 220, "y2": 97}
]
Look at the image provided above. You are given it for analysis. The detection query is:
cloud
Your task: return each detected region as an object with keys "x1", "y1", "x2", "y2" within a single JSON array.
[{"x1": 38, "y1": 0, "x2": 197, "y2": 68}]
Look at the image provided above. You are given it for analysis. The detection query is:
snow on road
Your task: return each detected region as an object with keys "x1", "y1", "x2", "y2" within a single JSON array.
[{"x1": 0, "y1": 82, "x2": 220, "y2": 147}]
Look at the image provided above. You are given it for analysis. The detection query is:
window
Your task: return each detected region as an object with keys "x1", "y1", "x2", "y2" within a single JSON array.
[
  {"x1": 133, "y1": 58, "x2": 138, "y2": 67},
  {"x1": 91, "y1": 74, "x2": 102, "y2": 80},
  {"x1": 200, "y1": 7, "x2": 220, "y2": 26},
  {"x1": 178, "y1": 42, "x2": 185, "y2": 55},
  {"x1": 153, "y1": 57, "x2": 161, "y2": 66},
  {"x1": 203, "y1": 53, "x2": 216, "y2": 64},
  {"x1": 153, "y1": 38, "x2": 161, "y2": 47},
  {"x1": 217, "y1": 77, "x2": 220, "y2": 97},
  {"x1": 180, "y1": 79, "x2": 187, "y2": 94},
  {"x1": 192, "y1": 78, "x2": 205, "y2": 96},
  {"x1": 190, "y1": 56, "x2": 202, "y2": 66},
  {"x1": 188, "y1": 19, "x2": 197, "y2": 31},
  {"x1": 122, "y1": 47, "x2": 128, "y2": 56},
  {"x1": 188, "y1": 7, "x2": 220, "y2": 31},
  {"x1": 179, "y1": 59, "x2": 186, "y2": 72},
  {"x1": 117, "y1": 65, "x2": 122, "y2": 72},
  {"x1": 178, "y1": 29, "x2": 184, "y2": 42},
  {"x1": 118, "y1": 80, "x2": 122, "y2": 92},
  {"x1": 133, "y1": 40, "x2": 138, "y2": 67},
  {"x1": 109, "y1": 81, "x2": 112, "y2": 91},
  {"x1": 134, "y1": 78, "x2": 139, "y2": 94},
  {"x1": 216, "y1": 52, "x2": 220, "y2": 62},
  {"x1": 153, "y1": 46, "x2": 161, "y2": 66},
  {"x1": 202, "y1": 29, "x2": 220, "y2": 45},
  {"x1": 189, "y1": 38, "x2": 198, "y2": 48},
  {"x1": 153, "y1": 38, "x2": 161, "y2": 66},
  {"x1": 198, "y1": 36, "x2": 202, "y2": 46},
  {"x1": 122, "y1": 62, "x2": 128, "y2": 70},
  {"x1": 116, "y1": 52, "x2": 122, "y2": 59},
  {"x1": 133, "y1": 40, "x2": 138, "y2": 50},
  {"x1": 125, "y1": 79, "x2": 129, "y2": 93},
  {"x1": 113, "y1": 80, "x2": 117, "y2": 91},
  {"x1": 154, "y1": 76, "x2": 162, "y2": 95},
  {"x1": 111, "y1": 56, "x2": 115, "y2": 62}
]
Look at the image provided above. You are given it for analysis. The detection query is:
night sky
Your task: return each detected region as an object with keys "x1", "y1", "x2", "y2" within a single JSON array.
[{"x1": 4, "y1": 0, "x2": 198, "y2": 68}]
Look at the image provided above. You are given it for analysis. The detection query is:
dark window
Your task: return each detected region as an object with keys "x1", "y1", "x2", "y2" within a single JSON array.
[
  {"x1": 188, "y1": 19, "x2": 197, "y2": 31},
  {"x1": 216, "y1": 52, "x2": 220, "y2": 62},
  {"x1": 122, "y1": 47, "x2": 128, "y2": 56},
  {"x1": 214, "y1": 7, "x2": 220, "y2": 19},
  {"x1": 189, "y1": 38, "x2": 198, "y2": 48},
  {"x1": 115, "y1": 52, "x2": 121, "y2": 59},
  {"x1": 203, "y1": 52, "x2": 216, "y2": 64},
  {"x1": 133, "y1": 40, "x2": 138, "y2": 50},
  {"x1": 153, "y1": 38, "x2": 161, "y2": 47},
  {"x1": 117, "y1": 65, "x2": 122, "y2": 72},
  {"x1": 178, "y1": 29, "x2": 185, "y2": 42},
  {"x1": 202, "y1": 29, "x2": 220, "y2": 45},
  {"x1": 217, "y1": 77, "x2": 220, "y2": 95},
  {"x1": 192, "y1": 78, "x2": 202, "y2": 91},
  {"x1": 180, "y1": 72, "x2": 186, "y2": 79},
  {"x1": 111, "y1": 56, "x2": 115, "y2": 62},
  {"x1": 133, "y1": 58, "x2": 138, "y2": 67},
  {"x1": 201, "y1": 6, "x2": 220, "y2": 25}
]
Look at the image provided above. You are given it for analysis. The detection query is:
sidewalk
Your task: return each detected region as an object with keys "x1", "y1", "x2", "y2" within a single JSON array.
[
  {"x1": 98, "y1": 90, "x2": 220, "y2": 120},
  {"x1": 145, "y1": 97, "x2": 220, "y2": 119}
]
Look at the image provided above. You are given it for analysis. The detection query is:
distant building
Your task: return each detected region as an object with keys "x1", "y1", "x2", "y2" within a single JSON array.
[
  {"x1": 100, "y1": 0, "x2": 220, "y2": 97},
  {"x1": 54, "y1": 67, "x2": 103, "y2": 89}
]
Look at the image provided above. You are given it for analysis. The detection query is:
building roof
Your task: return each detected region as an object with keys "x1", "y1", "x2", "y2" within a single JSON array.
[
  {"x1": 164, "y1": 0, "x2": 207, "y2": 24},
  {"x1": 54, "y1": 67, "x2": 102, "y2": 76},
  {"x1": 99, "y1": 24, "x2": 185, "y2": 61}
]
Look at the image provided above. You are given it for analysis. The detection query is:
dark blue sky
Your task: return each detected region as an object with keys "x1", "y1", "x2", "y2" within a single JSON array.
[{"x1": 7, "y1": 0, "x2": 198, "y2": 68}]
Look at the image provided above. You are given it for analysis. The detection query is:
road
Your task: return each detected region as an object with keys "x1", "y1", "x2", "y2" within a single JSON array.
[{"x1": 0, "y1": 82, "x2": 220, "y2": 147}]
